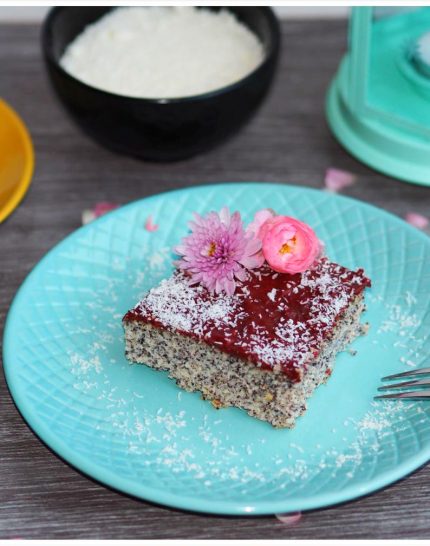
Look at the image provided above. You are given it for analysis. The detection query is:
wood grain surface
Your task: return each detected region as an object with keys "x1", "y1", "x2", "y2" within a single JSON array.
[{"x1": 1, "y1": 19, "x2": 430, "y2": 540}]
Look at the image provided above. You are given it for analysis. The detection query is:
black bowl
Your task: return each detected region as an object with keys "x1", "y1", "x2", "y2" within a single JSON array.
[{"x1": 41, "y1": 7, "x2": 280, "y2": 162}]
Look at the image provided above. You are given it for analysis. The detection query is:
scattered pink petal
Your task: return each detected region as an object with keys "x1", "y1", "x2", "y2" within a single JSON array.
[
  {"x1": 276, "y1": 512, "x2": 302, "y2": 525},
  {"x1": 82, "y1": 202, "x2": 119, "y2": 225},
  {"x1": 405, "y1": 212, "x2": 429, "y2": 230},
  {"x1": 145, "y1": 214, "x2": 159, "y2": 232},
  {"x1": 324, "y1": 167, "x2": 357, "y2": 192},
  {"x1": 94, "y1": 201, "x2": 119, "y2": 216}
]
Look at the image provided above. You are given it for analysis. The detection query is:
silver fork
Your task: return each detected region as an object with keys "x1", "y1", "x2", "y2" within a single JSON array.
[{"x1": 375, "y1": 367, "x2": 430, "y2": 400}]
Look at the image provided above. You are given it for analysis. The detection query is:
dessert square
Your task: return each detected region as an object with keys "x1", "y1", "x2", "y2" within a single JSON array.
[{"x1": 123, "y1": 257, "x2": 370, "y2": 428}]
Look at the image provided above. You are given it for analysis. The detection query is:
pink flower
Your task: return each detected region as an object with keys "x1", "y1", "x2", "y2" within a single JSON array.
[
  {"x1": 261, "y1": 216, "x2": 321, "y2": 274},
  {"x1": 175, "y1": 207, "x2": 264, "y2": 295}
]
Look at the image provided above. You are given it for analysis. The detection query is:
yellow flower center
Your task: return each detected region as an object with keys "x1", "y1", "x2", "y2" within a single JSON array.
[
  {"x1": 207, "y1": 242, "x2": 217, "y2": 257},
  {"x1": 279, "y1": 236, "x2": 297, "y2": 255}
]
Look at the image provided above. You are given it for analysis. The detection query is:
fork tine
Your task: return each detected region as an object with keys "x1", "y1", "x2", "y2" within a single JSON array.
[
  {"x1": 375, "y1": 390, "x2": 430, "y2": 400},
  {"x1": 378, "y1": 378, "x2": 430, "y2": 391},
  {"x1": 381, "y1": 367, "x2": 430, "y2": 381}
]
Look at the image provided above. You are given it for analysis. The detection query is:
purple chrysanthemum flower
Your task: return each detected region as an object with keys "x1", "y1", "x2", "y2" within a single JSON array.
[{"x1": 174, "y1": 207, "x2": 264, "y2": 295}]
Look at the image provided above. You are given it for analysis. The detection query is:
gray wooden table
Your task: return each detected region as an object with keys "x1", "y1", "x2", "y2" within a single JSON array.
[{"x1": 1, "y1": 18, "x2": 430, "y2": 540}]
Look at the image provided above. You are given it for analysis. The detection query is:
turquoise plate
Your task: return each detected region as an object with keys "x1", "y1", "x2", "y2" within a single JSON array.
[{"x1": 4, "y1": 183, "x2": 430, "y2": 515}]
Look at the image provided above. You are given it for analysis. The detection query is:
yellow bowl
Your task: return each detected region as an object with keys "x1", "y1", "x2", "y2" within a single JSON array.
[{"x1": 0, "y1": 99, "x2": 34, "y2": 223}]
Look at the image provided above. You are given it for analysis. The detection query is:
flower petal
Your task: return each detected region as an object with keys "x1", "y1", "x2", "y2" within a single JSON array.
[
  {"x1": 245, "y1": 237, "x2": 262, "y2": 255},
  {"x1": 405, "y1": 212, "x2": 429, "y2": 230},
  {"x1": 324, "y1": 168, "x2": 356, "y2": 192},
  {"x1": 239, "y1": 252, "x2": 265, "y2": 269},
  {"x1": 275, "y1": 512, "x2": 302, "y2": 525},
  {"x1": 82, "y1": 202, "x2": 118, "y2": 225},
  {"x1": 234, "y1": 266, "x2": 248, "y2": 282},
  {"x1": 219, "y1": 206, "x2": 231, "y2": 226},
  {"x1": 246, "y1": 208, "x2": 276, "y2": 239},
  {"x1": 225, "y1": 278, "x2": 236, "y2": 295},
  {"x1": 93, "y1": 202, "x2": 119, "y2": 217},
  {"x1": 174, "y1": 244, "x2": 187, "y2": 256},
  {"x1": 144, "y1": 214, "x2": 159, "y2": 232}
]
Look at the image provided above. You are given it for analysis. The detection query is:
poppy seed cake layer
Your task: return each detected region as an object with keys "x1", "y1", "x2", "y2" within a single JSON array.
[
  {"x1": 124, "y1": 295, "x2": 367, "y2": 428},
  {"x1": 123, "y1": 259, "x2": 371, "y2": 428}
]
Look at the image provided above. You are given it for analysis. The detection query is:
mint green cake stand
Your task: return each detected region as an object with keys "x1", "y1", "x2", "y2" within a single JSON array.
[{"x1": 326, "y1": 8, "x2": 430, "y2": 187}]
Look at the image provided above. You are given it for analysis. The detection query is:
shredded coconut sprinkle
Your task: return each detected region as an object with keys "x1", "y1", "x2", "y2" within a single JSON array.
[{"x1": 126, "y1": 258, "x2": 370, "y2": 377}]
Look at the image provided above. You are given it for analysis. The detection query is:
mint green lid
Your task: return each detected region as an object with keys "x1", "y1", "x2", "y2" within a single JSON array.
[{"x1": 327, "y1": 7, "x2": 430, "y2": 186}]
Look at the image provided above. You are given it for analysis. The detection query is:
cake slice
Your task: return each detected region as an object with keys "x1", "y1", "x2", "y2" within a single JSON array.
[{"x1": 123, "y1": 258, "x2": 370, "y2": 428}]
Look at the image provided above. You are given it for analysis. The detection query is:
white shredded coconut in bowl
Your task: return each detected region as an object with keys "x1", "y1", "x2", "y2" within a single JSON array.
[{"x1": 60, "y1": 7, "x2": 265, "y2": 99}]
